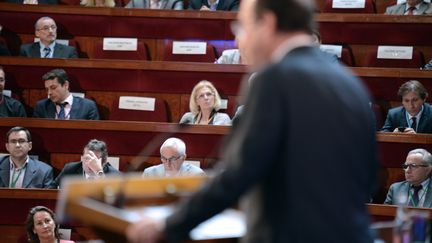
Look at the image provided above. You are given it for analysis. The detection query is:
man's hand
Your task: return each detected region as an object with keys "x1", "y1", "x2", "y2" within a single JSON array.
[
  {"x1": 126, "y1": 216, "x2": 163, "y2": 243},
  {"x1": 393, "y1": 127, "x2": 416, "y2": 134},
  {"x1": 82, "y1": 150, "x2": 103, "y2": 174},
  {"x1": 200, "y1": 5, "x2": 211, "y2": 10}
]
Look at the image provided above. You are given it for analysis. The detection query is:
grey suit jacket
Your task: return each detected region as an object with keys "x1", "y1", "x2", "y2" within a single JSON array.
[
  {"x1": 143, "y1": 163, "x2": 205, "y2": 177},
  {"x1": 381, "y1": 104, "x2": 432, "y2": 133},
  {"x1": 385, "y1": 2, "x2": 432, "y2": 15},
  {"x1": 0, "y1": 156, "x2": 54, "y2": 188},
  {"x1": 125, "y1": 0, "x2": 183, "y2": 9},
  {"x1": 384, "y1": 180, "x2": 432, "y2": 207},
  {"x1": 20, "y1": 42, "x2": 78, "y2": 58},
  {"x1": 163, "y1": 46, "x2": 378, "y2": 243},
  {"x1": 33, "y1": 96, "x2": 100, "y2": 120}
]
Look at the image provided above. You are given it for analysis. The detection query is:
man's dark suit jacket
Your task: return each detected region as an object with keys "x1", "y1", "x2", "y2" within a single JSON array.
[
  {"x1": 188, "y1": 0, "x2": 239, "y2": 11},
  {"x1": 50, "y1": 161, "x2": 120, "y2": 188},
  {"x1": 0, "y1": 96, "x2": 27, "y2": 117},
  {"x1": 33, "y1": 96, "x2": 100, "y2": 120},
  {"x1": 163, "y1": 47, "x2": 378, "y2": 242},
  {"x1": 0, "y1": 156, "x2": 54, "y2": 188},
  {"x1": 20, "y1": 42, "x2": 78, "y2": 58},
  {"x1": 381, "y1": 104, "x2": 432, "y2": 133}
]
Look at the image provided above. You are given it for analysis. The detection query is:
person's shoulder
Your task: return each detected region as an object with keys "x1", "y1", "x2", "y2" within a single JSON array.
[
  {"x1": 143, "y1": 164, "x2": 163, "y2": 175},
  {"x1": 182, "y1": 163, "x2": 205, "y2": 174},
  {"x1": 385, "y1": 3, "x2": 404, "y2": 13},
  {"x1": 4, "y1": 95, "x2": 22, "y2": 105},
  {"x1": 389, "y1": 180, "x2": 408, "y2": 190},
  {"x1": 388, "y1": 106, "x2": 404, "y2": 114},
  {"x1": 29, "y1": 158, "x2": 53, "y2": 170},
  {"x1": 59, "y1": 239, "x2": 75, "y2": 243},
  {"x1": 35, "y1": 98, "x2": 51, "y2": 106},
  {"x1": 20, "y1": 42, "x2": 38, "y2": 49},
  {"x1": 73, "y1": 96, "x2": 96, "y2": 105}
]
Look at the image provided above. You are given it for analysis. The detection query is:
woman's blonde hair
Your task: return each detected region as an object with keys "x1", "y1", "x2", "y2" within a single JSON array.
[{"x1": 189, "y1": 80, "x2": 222, "y2": 114}]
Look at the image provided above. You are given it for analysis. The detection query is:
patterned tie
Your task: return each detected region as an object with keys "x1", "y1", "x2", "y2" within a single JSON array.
[
  {"x1": 411, "y1": 117, "x2": 417, "y2": 132},
  {"x1": 411, "y1": 185, "x2": 423, "y2": 206},
  {"x1": 43, "y1": 47, "x2": 51, "y2": 58},
  {"x1": 407, "y1": 7, "x2": 416, "y2": 15},
  {"x1": 58, "y1": 103, "x2": 66, "y2": 119}
]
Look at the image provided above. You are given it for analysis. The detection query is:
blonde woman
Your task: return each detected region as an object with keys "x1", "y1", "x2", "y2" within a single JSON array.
[
  {"x1": 80, "y1": 0, "x2": 115, "y2": 7},
  {"x1": 180, "y1": 80, "x2": 231, "y2": 125}
]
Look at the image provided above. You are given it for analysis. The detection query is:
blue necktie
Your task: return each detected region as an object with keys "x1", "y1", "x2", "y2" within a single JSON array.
[
  {"x1": 43, "y1": 47, "x2": 51, "y2": 58},
  {"x1": 58, "y1": 103, "x2": 65, "y2": 119}
]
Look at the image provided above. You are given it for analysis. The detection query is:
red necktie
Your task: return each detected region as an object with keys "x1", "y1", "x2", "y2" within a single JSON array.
[{"x1": 407, "y1": 7, "x2": 416, "y2": 15}]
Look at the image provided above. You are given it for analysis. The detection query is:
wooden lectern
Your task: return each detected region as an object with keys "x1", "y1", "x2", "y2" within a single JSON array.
[{"x1": 56, "y1": 174, "x2": 241, "y2": 243}]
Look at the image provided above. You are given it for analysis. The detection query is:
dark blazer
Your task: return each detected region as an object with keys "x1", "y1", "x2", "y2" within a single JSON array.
[
  {"x1": 163, "y1": 47, "x2": 378, "y2": 243},
  {"x1": 6, "y1": 0, "x2": 58, "y2": 4},
  {"x1": 384, "y1": 180, "x2": 432, "y2": 207},
  {"x1": 33, "y1": 96, "x2": 100, "y2": 120},
  {"x1": 0, "y1": 96, "x2": 27, "y2": 117},
  {"x1": 20, "y1": 42, "x2": 77, "y2": 58},
  {"x1": 188, "y1": 0, "x2": 239, "y2": 11},
  {"x1": 381, "y1": 104, "x2": 432, "y2": 133},
  {"x1": 0, "y1": 156, "x2": 54, "y2": 188},
  {"x1": 50, "y1": 161, "x2": 120, "y2": 188}
]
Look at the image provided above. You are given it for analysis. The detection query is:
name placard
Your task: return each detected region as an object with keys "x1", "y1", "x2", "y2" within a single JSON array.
[
  {"x1": 377, "y1": 46, "x2": 413, "y2": 59},
  {"x1": 34, "y1": 38, "x2": 69, "y2": 46},
  {"x1": 185, "y1": 160, "x2": 201, "y2": 168},
  {"x1": 320, "y1": 44, "x2": 342, "y2": 58},
  {"x1": 107, "y1": 156, "x2": 120, "y2": 170},
  {"x1": 118, "y1": 96, "x2": 155, "y2": 111},
  {"x1": 71, "y1": 92, "x2": 85, "y2": 98},
  {"x1": 103, "y1": 38, "x2": 138, "y2": 51},
  {"x1": 173, "y1": 41, "x2": 207, "y2": 55},
  {"x1": 2, "y1": 90, "x2": 11, "y2": 97},
  {"x1": 397, "y1": 0, "x2": 430, "y2": 4},
  {"x1": 220, "y1": 99, "x2": 228, "y2": 110},
  {"x1": 332, "y1": 0, "x2": 365, "y2": 8}
]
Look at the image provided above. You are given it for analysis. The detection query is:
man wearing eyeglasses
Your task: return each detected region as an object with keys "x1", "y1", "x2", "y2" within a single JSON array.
[
  {"x1": 384, "y1": 148, "x2": 432, "y2": 207},
  {"x1": 0, "y1": 126, "x2": 53, "y2": 188},
  {"x1": 20, "y1": 16, "x2": 77, "y2": 58},
  {"x1": 142, "y1": 137, "x2": 205, "y2": 177}
]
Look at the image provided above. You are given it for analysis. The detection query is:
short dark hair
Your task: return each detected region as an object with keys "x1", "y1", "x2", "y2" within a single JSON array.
[
  {"x1": 255, "y1": 0, "x2": 315, "y2": 33},
  {"x1": 398, "y1": 80, "x2": 428, "y2": 100},
  {"x1": 25, "y1": 206, "x2": 60, "y2": 243},
  {"x1": 42, "y1": 69, "x2": 69, "y2": 86},
  {"x1": 85, "y1": 139, "x2": 108, "y2": 163},
  {"x1": 6, "y1": 126, "x2": 31, "y2": 142}
]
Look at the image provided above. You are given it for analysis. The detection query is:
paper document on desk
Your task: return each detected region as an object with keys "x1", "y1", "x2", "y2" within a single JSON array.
[{"x1": 125, "y1": 205, "x2": 246, "y2": 240}]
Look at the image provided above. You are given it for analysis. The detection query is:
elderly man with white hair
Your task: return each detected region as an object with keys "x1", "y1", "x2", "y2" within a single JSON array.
[{"x1": 143, "y1": 138, "x2": 206, "y2": 177}]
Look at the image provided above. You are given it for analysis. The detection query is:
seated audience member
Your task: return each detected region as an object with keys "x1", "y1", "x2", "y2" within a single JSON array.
[
  {"x1": 6, "y1": 0, "x2": 58, "y2": 4},
  {"x1": 179, "y1": 80, "x2": 231, "y2": 125},
  {"x1": 51, "y1": 139, "x2": 119, "y2": 188},
  {"x1": 25, "y1": 206, "x2": 75, "y2": 243},
  {"x1": 385, "y1": 149, "x2": 432, "y2": 207},
  {"x1": 33, "y1": 69, "x2": 100, "y2": 120},
  {"x1": 0, "y1": 66, "x2": 27, "y2": 117},
  {"x1": 20, "y1": 17, "x2": 78, "y2": 58},
  {"x1": 385, "y1": 0, "x2": 432, "y2": 15},
  {"x1": 80, "y1": 0, "x2": 115, "y2": 7},
  {"x1": 215, "y1": 35, "x2": 249, "y2": 64},
  {"x1": 126, "y1": 0, "x2": 183, "y2": 9},
  {"x1": 143, "y1": 137, "x2": 206, "y2": 177},
  {"x1": 381, "y1": 80, "x2": 432, "y2": 133},
  {"x1": 0, "y1": 126, "x2": 53, "y2": 188},
  {"x1": 424, "y1": 59, "x2": 432, "y2": 70},
  {"x1": 311, "y1": 30, "x2": 339, "y2": 63},
  {"x1": 0, "y1": 26, "x2": 11, "y2": 56},
  {"x1": 188, "y1": 0, "x2": 239, "y2": 11}
]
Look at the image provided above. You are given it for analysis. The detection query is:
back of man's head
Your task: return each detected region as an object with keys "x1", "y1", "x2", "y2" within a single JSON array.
[{"x1": 255, "y1": 0, "x2": 316, "y2": 34}]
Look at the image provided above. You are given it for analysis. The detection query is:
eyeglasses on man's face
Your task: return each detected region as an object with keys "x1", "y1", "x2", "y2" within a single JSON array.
[
  {"x1": 37, "y1": 25, "x2": 57, "y2": 32},
  {"x1": 161, "y1": 155, "x2": 183, "y2": 163},
  {"x1": 402, "y1": 163, "x2": 430, "y2": 170},
  {"x1": 8, "y1": 139, "x2": 29, "y2": 145}
]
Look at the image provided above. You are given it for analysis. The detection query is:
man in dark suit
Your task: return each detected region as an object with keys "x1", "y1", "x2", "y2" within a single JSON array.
[
  {"x1": 381, "y1": 80, "x2": 432, "y2": 134},
  {"x1": 50, "y1": 139, "x2": 119, "y2": 188},
  {"x1": 385, "y1": 149, "x2": 432, "y2": 207},
  {"x1": 0, "y1": 127, "x2": 53, "y2": 188},
  {"x1": 33, "y1": 69, "x2": 100, "y2": 120},
  {"x1": 0, "y1": 66, "x2": 27, "y2": 117},
  {"x1": 127, "y1": 0, "x2": 378, "y2": 242},
  {"x1": 188, "y1": 0, "x2": 239, "y2": 11},
  {"x1": 20, "y1": 17, "x2": 77, "y2": 58}
]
